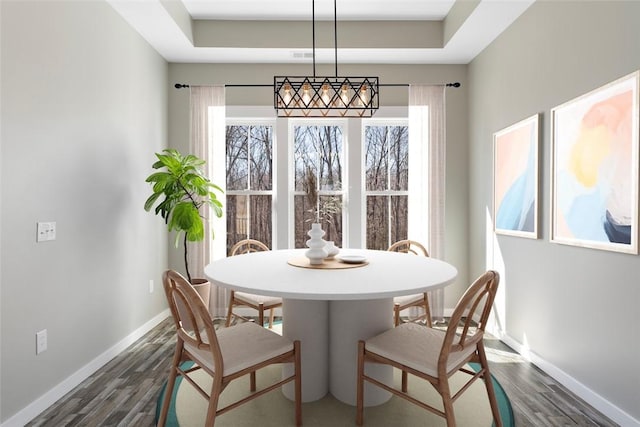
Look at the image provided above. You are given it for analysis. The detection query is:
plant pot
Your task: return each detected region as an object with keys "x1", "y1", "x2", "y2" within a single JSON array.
[
  {"x1": 191, "y1": 278, "x2": 211, "y2": 308},
  {"x1": 175, "y1": 278, "x2": 211, "y2": 330}
]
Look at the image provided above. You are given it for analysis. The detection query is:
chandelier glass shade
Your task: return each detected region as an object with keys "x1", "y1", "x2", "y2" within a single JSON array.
[{"x1": 275, "y1": 76, "x2": 379, "y2": 117}]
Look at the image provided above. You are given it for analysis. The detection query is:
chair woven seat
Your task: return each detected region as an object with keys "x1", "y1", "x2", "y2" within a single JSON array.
[
  {"x1": 184, "y1": 322, "x2": 294, "y2": 377},
  {"x1": 365, "y1": 323, "x2": 475, "y2": 378},
  {"x1": 233, "y1": 292, "x2": 283, "y2": 307},
  {"x1": 393, "y1": 293, "x2": 424, "y2": 306}
]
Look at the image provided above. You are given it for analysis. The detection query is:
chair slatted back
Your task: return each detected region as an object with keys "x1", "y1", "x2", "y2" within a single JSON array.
[
  {"x1": 163, "y1": 270, "x2": 223, "y2": 373},
  {"x1": 230, "y1": 239, "x2": 270, "y2": 256},
  {"x1": 438, "y1": 270, "x2": 500, "y2": 372},
  {"x1": 388, "y1": 240, "x2": 429, "y2": 257}
]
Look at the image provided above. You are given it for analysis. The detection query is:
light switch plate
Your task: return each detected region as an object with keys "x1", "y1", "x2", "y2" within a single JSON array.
[{"x1": 36, "y1": 329, "x2": 47, "y2": 354}]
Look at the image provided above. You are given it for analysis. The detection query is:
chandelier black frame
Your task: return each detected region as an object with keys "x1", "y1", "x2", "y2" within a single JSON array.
[
  {"x1": 274, "y1": 76, "x2": 379, "y2": 117},
  {"x1": 274, "y1": 0, "x2": 380, "y2": 118}
]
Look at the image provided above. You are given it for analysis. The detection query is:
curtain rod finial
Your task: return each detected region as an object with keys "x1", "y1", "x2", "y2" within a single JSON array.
[
  {"x1": 174, "y1": 83, "x2": 190, "y2": 89},
  {"x1": 447, "y1": 82, "x2": 461, "y2": 88}
]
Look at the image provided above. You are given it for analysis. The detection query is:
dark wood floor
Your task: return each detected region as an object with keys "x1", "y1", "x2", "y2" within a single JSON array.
[{"x1": 27, "y1": 317, "x2": 617, "y2": 427}]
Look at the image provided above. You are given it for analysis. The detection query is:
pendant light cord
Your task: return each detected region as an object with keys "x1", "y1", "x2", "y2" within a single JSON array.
[
  {"x1": 334, "y1": 0, "x2": 338, "y2": 77},
  {"x1": 312, "y1": 0, "x2": 316, "y2": 79}
]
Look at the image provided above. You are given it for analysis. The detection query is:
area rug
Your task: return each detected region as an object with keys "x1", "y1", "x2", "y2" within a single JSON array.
[{"x1": 156, "y1": 362, "x2": 514, "y2": 426}]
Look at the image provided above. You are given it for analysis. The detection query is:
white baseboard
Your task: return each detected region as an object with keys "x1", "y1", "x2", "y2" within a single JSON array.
[
  {"x1": 498, "y1": 332, "x2": 639, "y2": 427},
  {"x1": 1, "y1": 309, "x2": 171, "y2": 427}
]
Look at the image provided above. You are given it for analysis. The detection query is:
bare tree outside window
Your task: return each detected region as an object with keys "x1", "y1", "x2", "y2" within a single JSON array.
[
  {"x1": 226, "y1": 125, "x2": 273, "y2": 253},
  {"x1": 294, "y1": 125, "x2": 344, "y2": 248},
  {"x1": 365, "y1": 125, "x2": 409, "y2": 249},
  {"x1": 223, "y1": 121, "x2": 411, "y2": 253}
]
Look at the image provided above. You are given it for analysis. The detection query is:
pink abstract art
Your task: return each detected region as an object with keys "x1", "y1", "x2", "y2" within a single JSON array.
[
  {"x1": 551, "y1": 71, "x2": 639, "y2": 253},
  {"x1": 494, "y1": 114, "x2": 539, "y2": 238}
]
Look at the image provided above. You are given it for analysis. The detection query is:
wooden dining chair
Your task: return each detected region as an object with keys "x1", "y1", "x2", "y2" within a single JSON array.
[
  {"x1": 356, "y1": 270, "x2": 502, "y2": 427},
  {"x1": 158, "y1": 270, "x2": 302, "y2": 427},
  {"x1": 225, "y1": 239, "x2": 283, "y2": 329},
  {"x1": 388, "y1": 240, "x2": 433, "y2": 327}
]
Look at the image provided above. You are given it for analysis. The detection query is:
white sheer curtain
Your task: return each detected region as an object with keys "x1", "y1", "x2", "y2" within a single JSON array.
[
  {"x1": 188, "y1": 85, "x2": 227, "y2": 318},
  {"x1": 408, "y1": 85, "x2": 446, "y2": 322}
]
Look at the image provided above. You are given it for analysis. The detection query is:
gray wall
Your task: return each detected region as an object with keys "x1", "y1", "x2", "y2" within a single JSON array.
[
  {"x1": 168, "y1": 63, "x2": 471, "y2": 308},
  {"x1": 468, "y1": 1, "x2": 640, "y2": 422},
  {"x1": 0, "y1": 1, "x2": 169, "y2": 421}
]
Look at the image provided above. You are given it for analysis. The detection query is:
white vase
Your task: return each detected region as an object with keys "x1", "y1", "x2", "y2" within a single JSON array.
[
  {"x1": 324, "y1": 241, "x2": 340, "y2": 259},
  {"x1": 305, "y1": 223, "x2": 328, "y2": 265}
]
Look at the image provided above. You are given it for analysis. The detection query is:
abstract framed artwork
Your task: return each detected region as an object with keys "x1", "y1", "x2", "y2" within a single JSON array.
[
  {"x1": 493, "y1": 114, "x2": 540, "y2": 238},
  {"x1": 551, "y1": 71, "x2": 639, "y2": 253}
]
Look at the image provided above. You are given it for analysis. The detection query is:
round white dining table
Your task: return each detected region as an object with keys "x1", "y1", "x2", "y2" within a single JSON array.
[{"x1": 204, "y1": 248, "x2": 457, "y2": 406}]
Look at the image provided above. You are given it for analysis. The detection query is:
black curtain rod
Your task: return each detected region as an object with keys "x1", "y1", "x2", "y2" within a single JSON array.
[{"x1": 174, "y1": 82, "x2": 461, "y2": 89}]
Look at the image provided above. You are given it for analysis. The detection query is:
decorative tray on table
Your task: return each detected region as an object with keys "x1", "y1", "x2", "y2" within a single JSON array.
[{"x1": 287, "y1": 255, "x2": 369, "y2": 269}]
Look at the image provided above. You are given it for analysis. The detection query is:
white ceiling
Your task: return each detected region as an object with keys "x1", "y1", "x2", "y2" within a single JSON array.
[
  {"x1": 182, "y1": 0, "x2": 456, "y2": 21},
  {"x1": 107, "y1": 0, "x2": 535, "y2": 64}
]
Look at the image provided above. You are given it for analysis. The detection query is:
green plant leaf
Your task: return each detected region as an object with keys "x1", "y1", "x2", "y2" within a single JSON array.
[
  {"x1": 145, "y1": 171, "x2": 171, "y2": 183},
  {"x1": 187, "y1": 220, "x2": 204, "y2": 242},
  {"x1": 169, "y1": 202, "x2": 204, "y2": 241},
  {"x1": 183, "y1": 154, "x2": 205, "y2": 167},
  {"x1": 211, "y1": 201, "x2": 223, "y2": 218},
  {"x1": 210, "y1": 182, "x2": 224, "y2": 193},
  {"x1": 144, "y1": 192, "x2": 163, "y2": 212}
]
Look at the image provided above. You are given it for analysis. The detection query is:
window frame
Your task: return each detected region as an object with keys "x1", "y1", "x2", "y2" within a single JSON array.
[{"x1": 361, "y1": 118, "x2": 411, "y2": 249}]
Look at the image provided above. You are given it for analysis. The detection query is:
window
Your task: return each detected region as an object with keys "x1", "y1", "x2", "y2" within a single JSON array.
[
  {"x1": 292, "y1": 124, "x2": 345, "y2": 248},
  {"x1": 221, "y1": 111, "x2": 421, "y2": 254},
  {"x1": 225, "y1": 124, "x2": 273, "y2": 253},
  {"x1": 364, "y1": 123, "x2": 410, "y2": 250}
]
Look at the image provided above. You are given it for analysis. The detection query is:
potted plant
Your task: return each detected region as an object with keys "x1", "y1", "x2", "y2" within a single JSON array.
[{"x1": 144, "y1": 148, "x2": 223, "y2": 295}]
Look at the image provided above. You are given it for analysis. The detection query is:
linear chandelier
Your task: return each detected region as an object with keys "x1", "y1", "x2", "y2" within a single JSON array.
[{"x1": 274, "y1": 0, "x2": 379, "y2": 118}]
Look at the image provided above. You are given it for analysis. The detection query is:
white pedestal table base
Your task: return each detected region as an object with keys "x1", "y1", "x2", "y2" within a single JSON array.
[
  {"x1": 282, "y1": 298, "x2": 392, "y2": 406},
  {"x1": 281, "y1": 299, "x2": 329, "y2": 402}
]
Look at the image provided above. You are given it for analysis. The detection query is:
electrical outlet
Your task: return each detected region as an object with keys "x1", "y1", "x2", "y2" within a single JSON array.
[
  {"x1": 36, "y1": 329, "x2": 47, "y2": 355},
  {"x1": 149, "y1": 279, "x2": 154, "y2": 294},
  {"x1": 36, "y1": 222, "x2": 56, "y2": 242}
]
